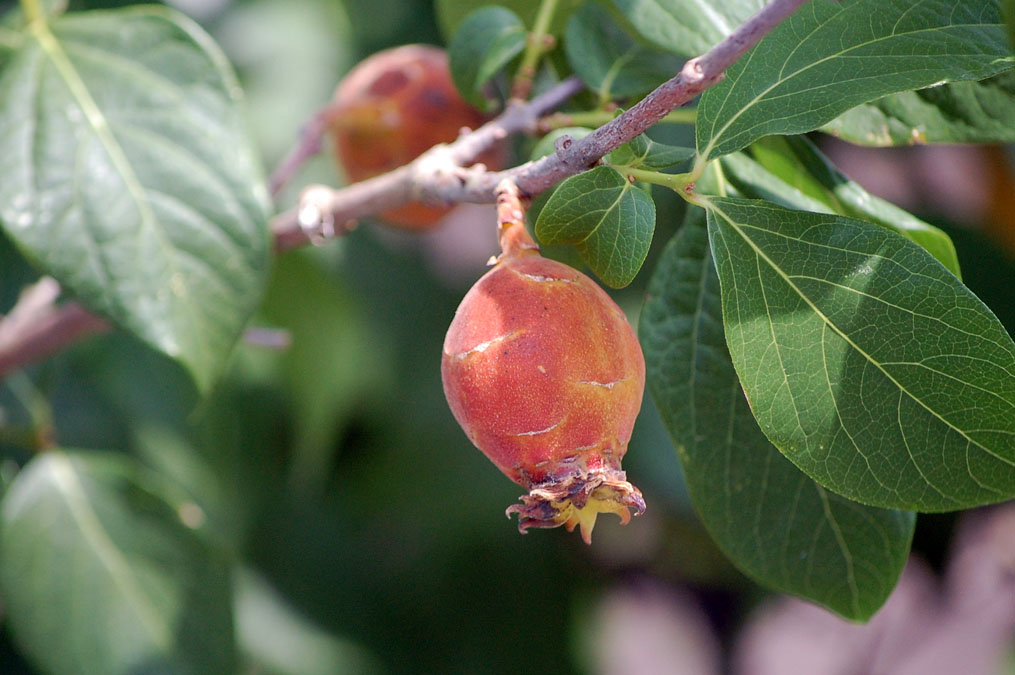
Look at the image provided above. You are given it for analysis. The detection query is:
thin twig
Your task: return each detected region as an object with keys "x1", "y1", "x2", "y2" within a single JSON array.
[
  {"x1": 268, "y1": 107, "x2": 332, "y2": 198},
  {"x1": 0, "y1": 278, "x2": 110, "y2": 378},
  {"x1": 271, "y1": 75, "x2": 586, "y2": 250}
]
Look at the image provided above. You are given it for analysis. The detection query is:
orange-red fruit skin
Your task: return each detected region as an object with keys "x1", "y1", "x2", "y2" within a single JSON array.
[
  {"x1": 442, "y1": 250, "x2": 646, "y2": 542},
  {"x1": 326, "y1": 44, "x2": 491, "y2": 230}
]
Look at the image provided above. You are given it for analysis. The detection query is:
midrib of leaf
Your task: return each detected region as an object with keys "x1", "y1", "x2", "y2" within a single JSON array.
[
  {"x1": 29, "y1": 18, "x2": 207, "y2": 363},
  {"x1": 700, "y1": 12, "x2": 1008, "y2": 160},
  {"x1": 600, "y1": 47, "x2": 638, "y2": 100},
  {"x1": 814, "y1": 483, "x2": 861, "y2": 618},
  {"x1": 575, "y1": 184, "x2": 631, "y2": 245},
  {"x1": 48, "y1": 454, "x2": 174, "y2": 650},
  {"x1": 30, "y1": 21, "x2": 156, "y2": 237},
  {"x1": 706, "y1": 200, "x2": 1015, "y2": 480}
]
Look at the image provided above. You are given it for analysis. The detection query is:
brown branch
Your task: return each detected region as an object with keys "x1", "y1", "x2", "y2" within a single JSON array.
[
  {"x1": 0, "y1": 279, "x2": 110, "y2": 378},
  {"x1": 275, "y1": 0, "x2": 811, "y2": 245},
  {"x1": 271, "y1": 75, "x2": 587, "y2": 250}
]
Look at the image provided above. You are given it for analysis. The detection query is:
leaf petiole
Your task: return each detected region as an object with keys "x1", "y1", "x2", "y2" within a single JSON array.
[
  {"x1": 621, "y1": 166, "x2": 697, "y2": 199},
  {"x1": 512, "y1": 0, "x2": 558, "y2": 100}
]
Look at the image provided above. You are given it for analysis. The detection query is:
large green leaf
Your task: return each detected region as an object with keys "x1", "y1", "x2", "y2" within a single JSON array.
[
  {"x1": 705, "y1": 197, "x2": 1015, "y2": 511},
  {"x1": 534, "y1": 165, "x2": 655, "y2": 288},
  {"x1": 823, "y1": 71, "x2": 1015, "y2": 146},
  {"x1": 564, "y1": 2, "x2": 683, "y2": 100},
  {"x1": 612, "y1": 0, "x2": 765, "y2": 58},
  {"x1": 727, "y1": 137, "x2": 961, "y2": 277},
  {"x1": 0, "y1": 7, "x2": 271, "y2": 391},
  {"x1": 0, "y1": 450, "x2": 235, "y2": 675},
  {"x1": 697, "y1": 0, "x2": 1015, "y2": 161},
  {"x1": 447, "y1": 6, "x2": 526, "y2": 110},
  {"x1": 641, "y1": 208, "x2": 913, "y2": 620}
]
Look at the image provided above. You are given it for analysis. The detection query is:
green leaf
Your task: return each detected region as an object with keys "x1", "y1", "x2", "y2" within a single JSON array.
[
  {"x1": 0, "y1": 450, "x2": 235, "y2": 675},
  {"x1": 613, "y1": 0, "x2": 765, "y2": 58},
  {"x1": 0, "y1": 7, "x2": 271, "y2": 392},
  {"x1": 823, "y1": 71, "x2": 1015, "y2": 146},
  {"x1": 436, "y1": 0, "x2": 583, "y2": 40},
  {"x1": 535, "y1": 166, "x2": 655, "y2": 287},
  {"x1": 697, "y1": 0, "x2": 1015, "y2": 161},
  {"x1": 564, "y1": 2, "x2": 683, "y2": 100},
  {"x1": 640, "y1": 208, "x2": 913, "y2": 620},
  {"x1": 705, "y1": 197, "x2": 1015, "y2": 511},
  {"x1": 447, "y1": 6, "x2": 526, "y2": 110},
  {"x1": 728, "y1": 136, "x2": 961, "y2": 277},
  {"x1": 610, "y1": 132, "x2": 695, "y2": 170}
]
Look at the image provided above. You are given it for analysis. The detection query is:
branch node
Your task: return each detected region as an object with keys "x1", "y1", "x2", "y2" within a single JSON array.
[{"x1": 298, "y1": 185, "x2": 339, "y2": 244}]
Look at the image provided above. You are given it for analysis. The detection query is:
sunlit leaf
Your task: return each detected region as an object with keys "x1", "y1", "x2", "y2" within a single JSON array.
[
  {"x1": 823, "y1": 71, "x2": 1015, "y2": 146},
  {"x1": 724, "y1": 137, "x2": 960, "y2": 277},
  {"x1": 697, "y1": 0, "x2": 1015, "y2": 161},
  {"x1": 706, "y1": 197, "x2": 1015, "y2": 511},
  {"x1": 0, "y1": 7, "x2": 270, "y2": 391},
  {"x1": 613, "y1": 0, "x2": 764, "y2": 57}
]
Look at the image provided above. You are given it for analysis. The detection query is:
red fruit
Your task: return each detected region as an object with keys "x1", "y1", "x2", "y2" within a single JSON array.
[
  {"x1": 326, "y1": 44, "x2": 493, "y2": 230},
  {"x1": 441, "y1": 220, "x2": 646, "y2": 544}
]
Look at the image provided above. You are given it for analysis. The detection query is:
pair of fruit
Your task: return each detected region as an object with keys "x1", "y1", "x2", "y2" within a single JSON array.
[{"x1": 328, "y1": 46, "x2": 646, "y2": 543}]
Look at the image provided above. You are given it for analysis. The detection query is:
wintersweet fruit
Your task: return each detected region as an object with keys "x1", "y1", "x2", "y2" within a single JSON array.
[
  {"x1": 326, "y1": 44, "x2": 491, "y2": 230},
  {"x1": 441, "y1": 200, "x2": 646, "y2": 544}
]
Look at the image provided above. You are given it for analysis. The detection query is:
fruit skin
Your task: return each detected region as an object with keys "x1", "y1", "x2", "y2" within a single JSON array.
[
  {"x1": 441, "y1": 243, "x2": 646, "y2": 543},
  {"x1": 326, "y1": 44, "x2": 491, "y2": 230}
]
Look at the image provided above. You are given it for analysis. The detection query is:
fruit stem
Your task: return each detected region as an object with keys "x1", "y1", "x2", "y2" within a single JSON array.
[
  {"x1": 495, "y1": 179, "x2": 538, "y2": 259},
  {"x1": 512, "y1": 0, "x2": 559, "y2": 100}
]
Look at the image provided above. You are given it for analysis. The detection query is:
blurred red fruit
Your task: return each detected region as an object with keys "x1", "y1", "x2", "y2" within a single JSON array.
[
  {"x1": 441, "y1": 218, "x2": 646, "y2": 544},
  {"x1": 326, "y1": 44, "x2": 494, "y2": 230}
]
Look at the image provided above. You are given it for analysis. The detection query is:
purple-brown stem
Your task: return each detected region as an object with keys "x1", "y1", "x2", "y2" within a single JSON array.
[{"x1": 274, "y1": 0, "x2": 811, "y2": 241}]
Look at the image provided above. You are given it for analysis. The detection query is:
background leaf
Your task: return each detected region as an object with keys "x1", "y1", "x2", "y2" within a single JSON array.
[
  {"x1": 823, "y1": 72, "x2": 1015, "y2": 145},
  {"x1": 436, "y1": 0, "x2": 583, "y2": 40},
  {"x1": 0, "y1": 450, "x2": 235, "y2": 675},
  {"x1": 612, "y1": 0, "x2": 764, "y2": 58},
  {"x1": 640, "y1": 207, "x2": 914, "y2": 620},
  {"x1": 723, "y1": 136, "x2": 961, "y2": 277},
  {"x1": 564, "y1": 2, "x2": 683, "y2": 100},
  {"x1": 0, "y1": 7, "x2": 271, "y2": 392},
  {"x1": 697, "y1": 0, "x2": 1015, "y2": 161},
  {"x1": 706, "y1": 197, "x2": 1015, "y2": 511},
  {"x1": 535, "y1": 165, "x2": 655, "y2": 287},
  {"x1": 447, "y1": 6, "x2": 526, "y2": 110}
]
